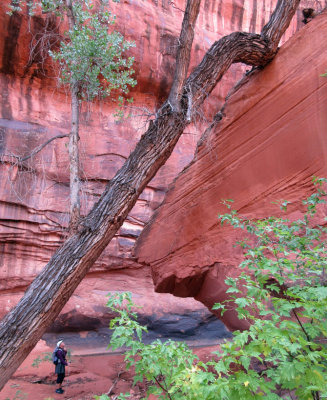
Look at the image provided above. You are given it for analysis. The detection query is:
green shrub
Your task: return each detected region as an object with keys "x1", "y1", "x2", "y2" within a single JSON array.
[{"x1": 100, "y1": 178, "x2": 327, "y2": 400}]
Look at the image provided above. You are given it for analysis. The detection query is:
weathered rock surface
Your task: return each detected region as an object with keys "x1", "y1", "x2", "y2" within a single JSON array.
[
  {"x1": 0, "y1": 0, "x2": 323, "y2": 335},
  {"x1": 135, "y1": 10, "x2": 327, "y2": 331}
]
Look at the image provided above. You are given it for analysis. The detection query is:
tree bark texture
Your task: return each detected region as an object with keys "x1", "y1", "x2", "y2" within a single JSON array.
[
  {"x1": 69, "y1": 84, "x2": 81, "y2": 234},
  {"x1": 0, "y1": 0, "x2": 300, "y2": 390},
  {"x1": 65, "y1": 0, "x2": 81, "y2": 234},
  {"x1": 168, "y1": 0, "x2": 201, "y2": 112}
]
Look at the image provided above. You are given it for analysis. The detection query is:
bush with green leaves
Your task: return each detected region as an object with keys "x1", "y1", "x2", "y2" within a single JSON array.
[
  {"x1": 94, "y1": 292, "x2": 198, "y2": 400},
  {"x1": 49, "y1": 1, "x2": 136, "y2": 103},
  {"x1": 100, "y1": 178, "x2": 327, "y2": 400},
  {"x1": 9, "y1": 0, "x2": 136, "y2": 104}
]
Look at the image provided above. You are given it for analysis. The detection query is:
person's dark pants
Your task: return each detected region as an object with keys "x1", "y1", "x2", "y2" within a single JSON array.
[{"x1": 56, "y1": 373, "x2": 65, "y2": 384}]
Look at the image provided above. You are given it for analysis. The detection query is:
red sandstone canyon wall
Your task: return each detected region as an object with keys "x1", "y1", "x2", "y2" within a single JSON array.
[
  {"x1": 0, "y1": 0, "x2": 324, "y2": 335},
  {"x1": 135, "y1": 10, "x2": 327, "y2": 331}
]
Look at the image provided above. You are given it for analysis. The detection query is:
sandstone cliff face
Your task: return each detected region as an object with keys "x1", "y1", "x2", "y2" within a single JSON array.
[
  {"x1": 135, "y1": 10, "x2": 327, "y2": 331},
  {"x1": 0, "y1": 0, "x2": 324, "y2": 334}
]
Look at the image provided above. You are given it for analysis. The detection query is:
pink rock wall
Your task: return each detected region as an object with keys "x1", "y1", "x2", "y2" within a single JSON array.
[
  {"x1": 0, "y1": 0, "x2": 324, "y2": 332},
  {"x1": 135, "y1": 10, "x2": 327, "y2": 331}
]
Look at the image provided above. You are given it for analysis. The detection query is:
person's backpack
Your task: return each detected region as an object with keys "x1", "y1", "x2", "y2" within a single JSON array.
[{"x1": 52, "y1": 347, "x2": 60, "y2": 365}]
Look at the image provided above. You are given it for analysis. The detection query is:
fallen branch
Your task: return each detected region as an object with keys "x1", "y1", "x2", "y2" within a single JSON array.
[{"x1": 107, "y1": 371, "x2": 123, "y2": 396}]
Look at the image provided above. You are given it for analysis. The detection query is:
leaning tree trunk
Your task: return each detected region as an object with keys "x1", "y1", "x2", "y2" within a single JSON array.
[{"x1": 0, "y1": 0, "x2": 300, "y2": 390}]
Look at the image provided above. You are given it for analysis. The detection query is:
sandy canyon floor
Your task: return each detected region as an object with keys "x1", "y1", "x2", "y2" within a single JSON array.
[{"x1": 1, "y1": 340, "x2": 218, "y2": 400}]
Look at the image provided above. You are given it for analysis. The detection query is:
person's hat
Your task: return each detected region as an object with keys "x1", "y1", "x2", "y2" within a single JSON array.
[{"x1": 57, "y1": 340, "x2": 63, "y2": 347}]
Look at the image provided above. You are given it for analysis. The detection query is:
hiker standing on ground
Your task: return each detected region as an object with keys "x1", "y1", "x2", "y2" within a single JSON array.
[{"x1": 55, "y1": 340, "x2": 68, "y2": 394}]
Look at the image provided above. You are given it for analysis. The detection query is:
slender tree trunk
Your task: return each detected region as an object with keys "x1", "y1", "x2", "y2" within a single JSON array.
[
  {"x1": 65, "y1": 0, "x2": 81, "y2": 234},
  {"x1": 0, "y1": 0, "x2": 300, "y2": 391},
  {"x1": 69, "y1": 84, "x2": 80, "y2": 234}
]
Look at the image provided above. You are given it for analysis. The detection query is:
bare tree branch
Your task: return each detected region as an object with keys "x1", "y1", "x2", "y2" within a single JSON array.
[
  {"x1": 261, "y1": 0, "x2": 301, "y2": 47},
  {"x1": 25, "y1": 15, "x2": 62, "y2": 76},
  {"x1": 106, "y1": 371, "x2": 123, "y2": 396},
  {"x1": 168, "y1": 0, "x2": 201, "y2": 112},
  {"x1": 186, "y1": 0, "x2": 301, "y2": 112},
  {"x1": 1, "y1": 133, "x2": 69, "y2": 164}
]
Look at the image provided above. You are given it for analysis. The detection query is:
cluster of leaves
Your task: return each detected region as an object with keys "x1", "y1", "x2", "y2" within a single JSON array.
[
  {"x1": 101, "y1": 178, "x2": 327, "y2": 400},
  {"x1": 94, "y1": 292, "x2": 198, "y2": 400},
  {"x1": 8, "y1": 0, "x2": 64, "y2": 16},
  {"x1": 213, "y1": 177, "x2": 327, "y2": 400},
  {"x1": 49, "y1": 1, "x2": 136, "y2": 102},
  {"x1": 8, "y1": 0, "x2": 136, "y2": 104}
]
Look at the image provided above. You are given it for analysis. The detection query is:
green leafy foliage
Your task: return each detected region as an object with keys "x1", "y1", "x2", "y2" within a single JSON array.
[
  {"x1": 99, "y1": 292, "x2": 198, "y2": 400},
  {"x1": 49, "y1": 2, "x2": 136, "y2": 102},
  {"x1": 101, "y1": 178, "x2": 327, "y2": 400},
  {"x1": 31, "y1": 352, "x2": 52, "y2": 368},
  {"x1": 8, "y1": 1, "x2": 136, "y2": 105}
]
